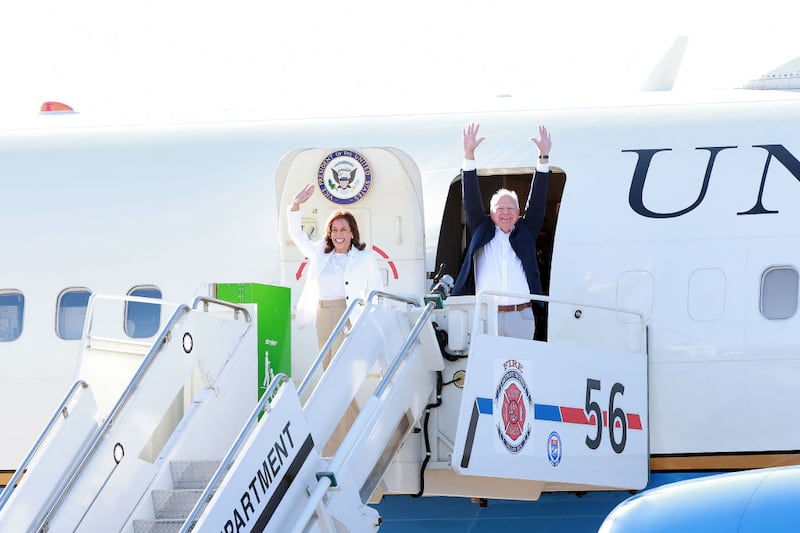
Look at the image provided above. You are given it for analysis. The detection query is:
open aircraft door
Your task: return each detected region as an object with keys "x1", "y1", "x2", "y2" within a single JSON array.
[{"x1": 275, "y1": 147, "x2": 427, "y2": 376}]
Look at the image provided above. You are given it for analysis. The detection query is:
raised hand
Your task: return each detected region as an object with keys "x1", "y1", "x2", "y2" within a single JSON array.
[
  {"x1": 292, "y1": 184, "x2": 315, "y2": 209},
  {"x1": 463, "y1": 123, "x2": 485, "y2": 160},
  {"x1": 531, "y1": 125, "x2": 551, "y2": 156}
]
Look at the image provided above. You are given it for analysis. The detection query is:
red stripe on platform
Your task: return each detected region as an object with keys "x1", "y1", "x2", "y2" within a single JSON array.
[
  {"x1": 627, "y1": 413, "x2": 643, "y2": 430},
  {"x1": 560, "y1": 407, "x2": 590, "y2": 425},
  {"x1": 558, "y1": 406, "x2": 643, "y2": 431}
]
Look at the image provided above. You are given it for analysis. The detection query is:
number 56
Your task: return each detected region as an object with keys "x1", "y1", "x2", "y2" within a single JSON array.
[{"x1": 585, "y1": 378, "x2": 627, "y2": 454}]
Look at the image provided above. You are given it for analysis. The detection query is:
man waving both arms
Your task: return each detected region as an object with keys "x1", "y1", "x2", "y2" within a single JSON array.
[{"x1": 451, "y1": 123, "x2": 552, "y2": 340}]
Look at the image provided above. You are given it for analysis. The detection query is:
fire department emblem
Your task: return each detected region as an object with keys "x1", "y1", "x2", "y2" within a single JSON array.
[
  {"x1": 495, "y1": 359, "x2": 533, "y2": 454},
  {"x1": 317, "y1": 149, "x2": 372, "y2": 205}
]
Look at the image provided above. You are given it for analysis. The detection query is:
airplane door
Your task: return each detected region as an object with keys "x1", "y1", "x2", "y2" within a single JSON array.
[{"x1": 275, "y1": 148, "x2": 426, "y2": 377}]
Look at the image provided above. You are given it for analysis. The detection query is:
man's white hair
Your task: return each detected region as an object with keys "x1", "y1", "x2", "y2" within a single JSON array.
[{"x1": 490, "y1": 189, "x2": 519, "y2": 212}]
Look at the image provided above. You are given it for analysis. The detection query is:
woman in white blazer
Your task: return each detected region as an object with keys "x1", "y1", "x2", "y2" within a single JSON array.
[{"x1": 288, "y1": 184, "x2": 383, "y2": 362}]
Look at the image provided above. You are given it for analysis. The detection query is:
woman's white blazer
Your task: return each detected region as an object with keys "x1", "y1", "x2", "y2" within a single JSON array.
[{"x1": 287, "y1": 207, "x2": 383, "y2": 329}]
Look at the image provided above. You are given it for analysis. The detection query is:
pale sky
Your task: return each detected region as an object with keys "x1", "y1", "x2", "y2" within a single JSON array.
[{"x1": 0, "y1": 0, "x2": 797, "y2": 120}]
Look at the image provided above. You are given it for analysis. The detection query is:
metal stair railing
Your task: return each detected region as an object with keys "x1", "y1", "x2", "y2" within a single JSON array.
[
  {"x1": 0, "y1": 380, "x2": 89, "y2": 512},
  {"x1": 181, "y1": 291, "x2": 425, "y2": 532},
  {"x1": 35, "y1": 303, "x2": 191, "y2": 531},
  {"x1": 35, "y1": 296, "x2": 251, "y2": 532},
  {"x1": 178, "y1": 373, "x2": 291, "y2": 533},
  {"x1": 291, "y1": 300, "x2": 436, "y2": 532},
  {"x1": 192, "y1": 296, "x2": 252, "y2": 323},
  {"x1": 474, "y1": 290, "x2": 649, "y2": 354},
  {"x1": 298, "y1": 297, "x2": 364, "y2": 397},
  {"x1": 298, "y1": 290, "x2": 419, "y2": 398},
  {"x1": 180, "y1": 291, "x2": 426, "y2": 533}
]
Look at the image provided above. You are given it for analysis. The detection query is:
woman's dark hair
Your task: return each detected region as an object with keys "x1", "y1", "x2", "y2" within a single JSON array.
[{"x1": 324, "y1": 210, "x2": 367, "y2": 253}]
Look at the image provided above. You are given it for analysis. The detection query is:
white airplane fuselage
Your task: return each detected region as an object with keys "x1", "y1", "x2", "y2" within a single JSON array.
[{"x1": 2, "y1": 90, "x2": 800, "y2": 483}]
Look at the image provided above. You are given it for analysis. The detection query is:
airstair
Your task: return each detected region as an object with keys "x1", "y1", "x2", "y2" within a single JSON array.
[
  {"x1": 0, "y1": 289, "x2": 443, "y2": 532},
  {"x1": 0, "y1": 285, "x2": 650, "y2": 532},
  {"x1": 178, "y1": 291, "x2": 442, "y2": 532},
  {"x1": 0, "y1": 294, "x2": 257, "y2": 532}
]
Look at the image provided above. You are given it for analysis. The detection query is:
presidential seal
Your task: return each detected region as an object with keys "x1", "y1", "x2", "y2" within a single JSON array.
[
  {"x1": 317, "y1": 150, "x2": 372, "y2": 205},
  {"x1": 495, "y1": 359, "x2": 533, "y2": 454}
]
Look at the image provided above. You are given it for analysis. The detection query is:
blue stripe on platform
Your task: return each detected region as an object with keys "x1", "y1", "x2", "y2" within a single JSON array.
[
  {"x1": 534, "y1": 403, "x2": 562, "y2": 422},
  {"x1": 476, "y1": 397, "x2": 493, "y2": 414}
]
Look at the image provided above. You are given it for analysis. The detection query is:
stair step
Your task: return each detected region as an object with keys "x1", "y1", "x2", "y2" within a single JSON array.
[
  {"x1": 169, "y1": 460, "x2": 221, "y2": 490},
  {"x1": 152, "y1": 489, "x2": 208, "y2": 520},
  {"x1": 132, "y1": 519, "x2": 186, "y2": 533}
]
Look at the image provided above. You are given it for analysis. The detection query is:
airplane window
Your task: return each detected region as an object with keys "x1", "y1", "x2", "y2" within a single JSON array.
[
  {"x1": 125, "y1": 286, "x2": 162, "y2": 338},
  {"x1": 56, "y1": 288, "x2": 92, "y2": 340},
  {"x1": 0, "y1": 290, "x2": 24, "y2": 342},
  {"x1": 761, "y1": 267, "x2": 798, "y2": 320}
]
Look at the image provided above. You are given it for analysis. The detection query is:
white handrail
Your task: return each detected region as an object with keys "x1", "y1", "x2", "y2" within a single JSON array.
[
  {"x1": 0, "y1": 380, "x2": 89, "y2": 512},
  {"x1": 35, "y1": 303, "x2": 191, "y2": 531},
  {"x1": 298, "y1": 297, "x2": 365, "y2": 397},
  {"x1": 472, "y1": 290, "x2": 648, "y2": 352},
  {"x1": 179, "y1": 374, "x2": 290, "y2": 533},
  {"x1": 298, "y1": 290, "x2": 420, "y2": 398},
  {"x1": 292, "y1": 301, "x2": 435, "y2": 532}
]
